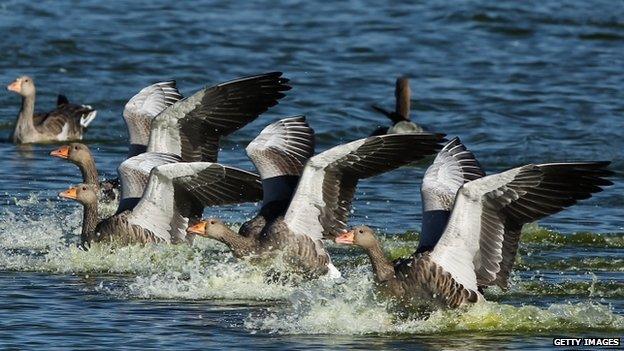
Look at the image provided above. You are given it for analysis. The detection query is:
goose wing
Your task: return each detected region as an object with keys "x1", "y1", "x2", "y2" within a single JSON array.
[
  {"x1": 417, "y1": 137, "x2": 485, "y2": 252},
  {"x1": 147, "y1": 72, "x2": 291, "y2": 162},
  {"x1": 127, "y1": 163, "x2": 263, "y2": 243},
  {"x1": 429, "y1": 162, "x2": 613, "y2": 292},
  {"x1": 116, "y1": 152, "x2": 182, "y2": 212},
  {"x1": 123, "y1": 81, "x2": 183, "y2": 156},
  {"x1": 246, "y1": 115, "x2": 314, "y2": 205},
  {"x1": 284, "y1": 133, "x2": 445, "y2": 243}
]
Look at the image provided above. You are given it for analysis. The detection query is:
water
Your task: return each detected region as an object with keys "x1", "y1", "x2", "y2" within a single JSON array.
[{"x1": 0, "y1": 0, "x2": 623, "y2": 349}]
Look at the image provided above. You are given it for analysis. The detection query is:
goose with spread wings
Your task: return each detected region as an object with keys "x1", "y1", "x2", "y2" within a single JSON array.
[
  {"x1": 336, "y1": 141, "x2": 613, "y2": 309},
  {"x1": 51, "y1": 73, "x2": 290, "y2": 207},
  {"x1": 59, "y1": 162, "x2": 263, "y2": 247},
  {"x1": 49, "y1": 81, "x2": 185, "y2": 202},
  {"x1": 188, "y1": 132, "x2": 445, "y2": 278},
  {"x1": 186, "y1": 116, "x2": 315, "y2": 257}
]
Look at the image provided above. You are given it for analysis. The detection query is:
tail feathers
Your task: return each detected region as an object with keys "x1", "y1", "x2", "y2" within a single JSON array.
[{"x1": 80, "y1": 109, "x2": 97, "y2": 128}]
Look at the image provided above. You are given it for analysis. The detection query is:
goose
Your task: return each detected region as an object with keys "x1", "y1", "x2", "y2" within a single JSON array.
[
  {"x1": 188, "y1": 132, "x2": 446, "y2": 278},
  {"x1": 335, "y1": 146, "x2": 613, "y2": 309},
  {"x1": 52, "y1": 72, "x2": 290, "y2": 209},
  {"x1": 60, "y1": 162, "x2": 263, "y2": 247},
  {"x1": 7, "y1": 76, "x2": 97, "y2": 144},
  {"x1": 238, "y1": 116, "x2": 315, "y2": 240},
  {"x1": 50, "y1": 80, "x2": 185, "y2": 201},
  {"x1": 371, "y1": 77, "x2": 424, "y2": 135}
]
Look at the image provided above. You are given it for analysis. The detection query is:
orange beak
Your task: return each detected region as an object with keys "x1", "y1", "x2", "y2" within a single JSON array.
[
  {"x1": 59, "y1": 187, "x2": 78, "y2": 200},
  {"x1": 50, "y1": 145, "x2": 70, "y2": 159},
  {"x1": 187, "y1": 221, "x2": 207, "y2": 236},
  {"x1": 7, "y1": 80, "x2": 20, "y2": 93},
  {"x1": 335, "y1": 230, "x2": 355, "y2": 245}
]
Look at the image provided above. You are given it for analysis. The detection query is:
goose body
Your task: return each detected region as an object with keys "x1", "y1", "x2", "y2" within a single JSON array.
[
  {"x1": 189, "y1": 131, "x2": 446, "y2": 278},
  {"x1": 337, "y1": 139, "x2": 613, "y2": 309},
  {"x1": 7, "y1": 76, "x2": 97, "y2": 144}
]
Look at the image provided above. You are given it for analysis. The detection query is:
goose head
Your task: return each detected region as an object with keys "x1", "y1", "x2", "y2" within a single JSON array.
[
  {"x1": 59, "y1": 183, "x2": 98, "y2": 206},
  {"x1": 187, "y1": 218, "x2": 231, "y2": 240},
  {"x1": 7, "y1": 76, "x2": 35, "y2": 97},
  {"x1": 50, "y1": 143, "x2": 93, "y2": 165},
  {"x1": 335, "y1": 225, "x2": 378, "y2": 249}
]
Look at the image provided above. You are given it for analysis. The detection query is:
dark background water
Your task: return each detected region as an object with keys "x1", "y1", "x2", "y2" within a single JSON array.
[{"x1": 0, "y1": 0, "x2": 622, "y2": 350}]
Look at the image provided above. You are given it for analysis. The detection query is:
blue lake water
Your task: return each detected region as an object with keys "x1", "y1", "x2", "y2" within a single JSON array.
[{"x1": 0, "y1": 0, "x2": 622, "y2": 349}]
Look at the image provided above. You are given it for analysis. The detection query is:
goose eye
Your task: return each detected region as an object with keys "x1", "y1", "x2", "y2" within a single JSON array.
[
  {"x1": 82, "y1": 186, "x2": 86, "y2": 190},
  {"x1": 210, "y1": 220, "x2": 215, "y2": 225},
  {"x1": 358, "y1": 230, "x2": 363, "y2": 233},
  {"x1": 74, "y1": 146, "x2": 78, "y2": 150}
]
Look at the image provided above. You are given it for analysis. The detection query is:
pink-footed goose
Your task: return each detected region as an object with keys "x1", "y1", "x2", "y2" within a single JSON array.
[
  {"x1": 7, "y1": 76, "x2": 97, "y2": 144},
  {"x1": 51, "y1": 73, "x2": 290, "y2": 209},
  {"x1": 188, "y1": 132, "x2": 445, "y2": 278},
  {"x1": 371, "y1": 77, "x2": 423, "y2": 135},
  {"x1": 60, "y1": 162, "x2": 262, "y2": 248},
  {"x1": 336, "y1": 141, "x2": 612, "y2": 309}
]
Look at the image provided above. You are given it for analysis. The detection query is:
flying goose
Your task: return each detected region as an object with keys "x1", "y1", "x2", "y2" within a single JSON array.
[
  {"x1": 60, "y1": 162, "x2": 263, "y2": 247},
  {"x1": 7, "y1": 76, "x2": 97, "y2": 144},
  {"x1": 336, "y1": 156, "x2": 613, "y2": 309},
  {"x1": 371, "y1": 77, "x2": 424, "y2": 135},
  {"x1": 188, "y1": 133, "x2": 446, "y2": 278}
]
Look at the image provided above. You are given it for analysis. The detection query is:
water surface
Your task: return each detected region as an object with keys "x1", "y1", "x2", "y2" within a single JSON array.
[{"x1": 0, "y1": 0, "x2": 622, "y2": 350}]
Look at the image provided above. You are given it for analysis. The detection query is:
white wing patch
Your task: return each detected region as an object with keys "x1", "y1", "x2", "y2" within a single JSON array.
[
  {"x1": 284, "y1": 138, "x2": 365, "y2": 241},
  {"x1": 56, "y1": 123, "x2": 71, "y2": 141},
  {"x1": 429, "y1": 167, "x2": 521, "y2": 292}
]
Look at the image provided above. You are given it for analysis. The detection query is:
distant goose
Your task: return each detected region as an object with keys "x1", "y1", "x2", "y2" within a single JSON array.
[
  {"x1": 7, "y1": 76, "x2": 97, "y2": 144},
  {"x1": 336, "y1": 143, "x2": 613, "y2": 309},
  {"x1": 188, "y1": 132, "x2": 445, "y2": 278},
  {"x1": 60, "y1": 163, "x2": 263, "y2": 247},
  {"x1": 371, "y1": 77, "x2": 424, "y2": 135}
]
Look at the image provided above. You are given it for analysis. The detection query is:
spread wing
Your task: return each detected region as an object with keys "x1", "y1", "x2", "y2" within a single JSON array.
[
  {"x1": 123, "y1": 81, "x2": 183, "y2": 156},
  {"x1": 127, "y1": 163, "x2": 263, "y2": 243},
  {"x1": 417, "y1": 137, "x2": 485, "y2": 252},
  {"x1": 246, "y1": 115, "x2": 315, "y2": 205},
  {"x1": 429, "y1": 162, "x2": 613, "y2": 292},
  {"x1": 284, "y1": 133, "x2": 445, "y2": 244},
  {"x1": 147, "y1": 72, "x2": 291, "y2": 162},
  {"x1": 116, "y1": 152, "x2": 182, "y2": 212}
]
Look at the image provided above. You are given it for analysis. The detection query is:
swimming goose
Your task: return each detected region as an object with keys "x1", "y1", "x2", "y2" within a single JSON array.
[
  {"x1": 188, "y1": 133, "x2": 446, "y2": 278},
  {"x1": 7, "y1": 76, "x2": 97, "y2": 144},
  {"x1": 60, "y1": 162, "x2": 263, "y2": 247},
  {"x1": 371, "y1": 77, "x2": 424, "y2": 135},
  {"x1": 336, "y1": 160, "x2": 613, "y2": 309}
]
